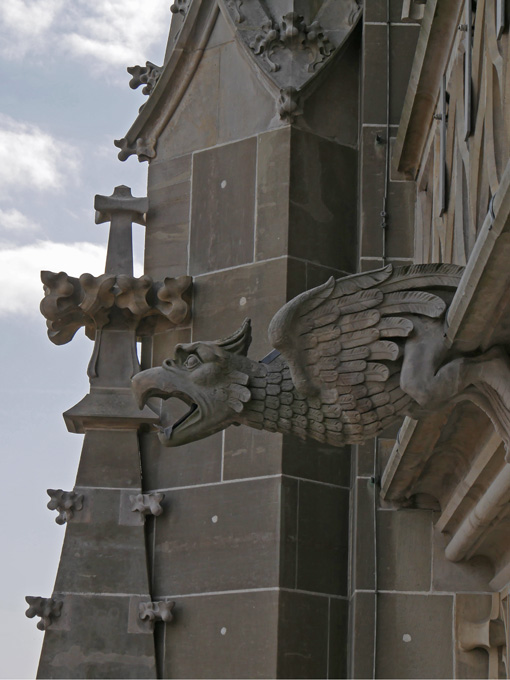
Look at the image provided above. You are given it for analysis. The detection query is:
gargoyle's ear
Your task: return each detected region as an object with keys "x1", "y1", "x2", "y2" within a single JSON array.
[{"x1": 215, "y1": 318, "x2": 252, "y2": 356}]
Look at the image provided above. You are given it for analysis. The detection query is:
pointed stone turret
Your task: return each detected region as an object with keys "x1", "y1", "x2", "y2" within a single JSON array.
[{"x1": 33, "y1": 187, "x2": 192, "y2": 679}]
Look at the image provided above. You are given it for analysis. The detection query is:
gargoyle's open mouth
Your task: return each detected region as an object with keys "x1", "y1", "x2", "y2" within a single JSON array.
[
  {"x1": 169, "y1": 402, "x2": 198, "y2": 432},
  {"x1": 156, "y1": 394, "x2": 201, "y2": 440},
  {"x1": 131, "y1": 369, "x2": 202, "y2": 442}
]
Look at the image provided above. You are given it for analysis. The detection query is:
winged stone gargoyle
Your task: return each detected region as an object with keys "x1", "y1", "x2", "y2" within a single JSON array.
[{"x1": 132, "y1": 264, "x2": 510, "y2": 450}]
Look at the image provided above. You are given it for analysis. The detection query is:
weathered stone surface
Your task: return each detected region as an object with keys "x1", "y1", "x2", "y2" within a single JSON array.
[
  {"x1": 352, "y1": 478, "x2": 376, "y2": 591},
  {"x1": 349, "y1": 591, "x2": 376, "y2": 679},
  {"x1": 255, "y1": 128, "x2": 291, "y2": 262},
  {"x1": 38, "y1": 594, "x2": 156, "y2": 679},
  {"x1": 279, "y1": 476, "x2": 299, "y2": 589},
  {"x1": 163, "y1": 591, "x2": 278, "y2": 679},
  {"x1": 296, "y1": 480, "x2": 349, "y2": 596},
  {"x1": 282, "y1": 436, "x2": 350, "y2": 487},
  {"x1": 362, "y1": 24, "x2": 420, "y2": 126},
  {"x1": 140, "y1": 430, "x2": 222, "y2": 491},
  {"x1": 356, "y1": 440, "x2": 376, "y2": 477},
  {"x1": 376, "y1": 593, "x2": 454, "y2": 679},
  {"x1": 432, "y1": 528, "x2": 494, "y2": 592},
  {"x1": 289, "y1": 129, "x2": 358, "y2": 272},
  {"x1": 191, "y1": 258, "x2": 288, "y2": 360},
  {"x1": 377, "y1": 509, "x2": 432, "y2": 592},
  {"x1": 189, "y1": 137, "x2": 257, "y2": 275},
  {"x1": 217, "y1": 40, "x2": 278, "y2": 145},
  {"x1": 75, "y1": 430, "x2": 143, "y2": 488},
  {"x1": 360, "y1": 126, "x2": 415, "y2": 259},
  {"x1": 365, "y1": 0, "x2": 418, "y2": 22},
  {"x1": 152, "y1": 477, "x2": 281, "y2": 596},
  {"x1": 277, "y1": 591, "x2": 330, "y2": 679},
  {"x1": 300, "y1": 26, "x2": 360, "y2": 148},
  {"x1": 223, "y1": 426, "x2": 282, "y2": 480},
  {"x1": 155, "y1": 47, "x2": 220, "y2": 160},
  {"x1": 54, "y1": 489, "x2": 149, "y2": 594},
  {"x1": 145, "y1": 175, "x2": 191, "y2": 280},
  {"x1": 328, "y1": 597, "x2": 349, "y2": 679}
]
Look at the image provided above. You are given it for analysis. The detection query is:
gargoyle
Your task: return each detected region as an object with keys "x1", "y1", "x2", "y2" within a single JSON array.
[{"x1": 132, "y1": 264, "x2": 510, "y2": 450}]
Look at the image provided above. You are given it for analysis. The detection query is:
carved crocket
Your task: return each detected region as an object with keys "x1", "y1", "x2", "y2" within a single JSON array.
[{"x1": 132, "y1": 264, "x2": 510, "y2": 449}]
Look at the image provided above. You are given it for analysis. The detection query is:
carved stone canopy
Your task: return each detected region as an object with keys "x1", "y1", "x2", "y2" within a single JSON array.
[{"x1": 115, "y1": 0, "x2": 362, "y2": 161}]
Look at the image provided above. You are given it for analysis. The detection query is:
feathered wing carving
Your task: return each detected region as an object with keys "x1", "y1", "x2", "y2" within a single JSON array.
[{"x1": 268, "y1": 264, "x2": 464, "y2": 442}]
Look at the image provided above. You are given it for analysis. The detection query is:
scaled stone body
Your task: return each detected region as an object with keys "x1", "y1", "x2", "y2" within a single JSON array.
[{"x1": 134, "y1": 263, "x2": 510, "y2": 450}]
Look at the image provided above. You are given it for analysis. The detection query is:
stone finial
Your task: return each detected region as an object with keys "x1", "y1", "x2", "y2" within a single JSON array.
[
  {"x1": 127, "y1": 62, "x2": 163, "y2": 96},
  {"x1": 47, "y1": 489, "x2": 84, "y2": 525},
  {"x1": 94, "y1": 185, "x2": 147, "y2": 277},
  {"x1": 139, "y1": 601, "x2": 175, "y2": 629},
  {"x1": 94, "y1": 185, "x2": 148, "y2": 226},
  {"x1": 25, "y1": 596, "x2": 63, "y2": 630},
  {"x1": 278, "y1": 87, "x2": 302, "y2": 123},
  {"x1": 130, "y1": 493, "x2": 165, "y2": 517}
]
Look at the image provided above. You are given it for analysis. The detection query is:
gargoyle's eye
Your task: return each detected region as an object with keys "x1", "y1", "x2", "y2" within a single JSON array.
[{"x1": 184, "y1": 354, "x2": 201, "y2": 370}]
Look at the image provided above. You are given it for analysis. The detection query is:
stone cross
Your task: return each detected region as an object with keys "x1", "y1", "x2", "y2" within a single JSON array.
[{"x1": 94, "y1": 185, "x2": 148, "y2": 276}]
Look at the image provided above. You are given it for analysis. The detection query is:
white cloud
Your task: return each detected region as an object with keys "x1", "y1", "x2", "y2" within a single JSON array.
[
  {"x1": 0, "y1": 0, "x2": 63, "y2": 58},
  {"x1": 0, "y1": 208, "x2": 39, "y2": 233},
  {"x1": 0, "y1": 241, "x2": 106, "y2": 316},
  {"x1": 0, "y1": 0, "x2": 170, "y2": 70},
  {"x1": 0, "y1": 115, "x2": 79, "y2": 196},
  {"x1": 0, "y1": 240, "x2": 144, "y2": 316}
]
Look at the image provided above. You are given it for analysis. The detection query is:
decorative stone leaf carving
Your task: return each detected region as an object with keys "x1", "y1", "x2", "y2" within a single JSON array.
[
  {"x1": 47, "y1": 489, "x2": 84, "y2": 525},
  {"x1": 224, "y1": 0, "x2": 244, "y2": 23},
  {"x1": 222, "y1": 0, "x2": 361, "y2": 92},
  {"x1": 127, "y1": 61, "x2": 163, "y2": 96},
  {"x1": 278, "y1": 87, "x2": 302, "y2": 123},
  {"x1": 41, "y1": 272, "x2": 192, "y2": 344},
  {"x1": 170, "y1": 0, "x2": 189, "y2": 16},
  {"x1": 25, "y1": 596, "x2": 63, "y2": 631},
  {"x1": 114, "y1": 136, "x2": 157, "y2": 162},
  {"x1": 139, "y1": 601, "x2": 175, "y2": 629},
  {"x1": 249, "y1": 12, "x2": 333, "y2": 74},
  {"x1": 130, "y1": 493, "x2": 165, "y2": 518}
]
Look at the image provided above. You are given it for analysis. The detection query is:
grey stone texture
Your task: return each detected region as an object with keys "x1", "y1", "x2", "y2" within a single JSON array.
[
  {"x1": 38, "y1": 595, "x2": 156, "y2": 679},
  {"x1": 137, "y1": 6, "x2": 362, "y2": 669},
  {"x1": 37, "y1": 0, "x2": 493, "y2": 676},
  {"x1": 190, "y1": 137, "x2": 257, "y2": 275},
  {"x1": 376, "y1": 594, "x2": 454, "y2": 679}
]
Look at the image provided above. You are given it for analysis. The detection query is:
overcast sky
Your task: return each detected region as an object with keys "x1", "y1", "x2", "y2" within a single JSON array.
[{"x1": 0, "y1": 2, "x2": 171, "y2": 676}]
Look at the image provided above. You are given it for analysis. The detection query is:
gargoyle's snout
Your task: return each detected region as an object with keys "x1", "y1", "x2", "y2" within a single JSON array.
[{"x1": 131, "y1": 367, "x2": 169, "y2": 410}]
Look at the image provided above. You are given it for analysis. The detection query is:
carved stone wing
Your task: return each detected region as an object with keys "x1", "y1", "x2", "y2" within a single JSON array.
[{"x1": 268, "y1": 264, "x2": 464, "y2": 441}]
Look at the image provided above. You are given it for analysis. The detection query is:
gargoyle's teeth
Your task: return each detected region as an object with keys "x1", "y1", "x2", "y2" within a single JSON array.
[{"x1": 171, "y1": 403, "x2": 198, "y2": 431}]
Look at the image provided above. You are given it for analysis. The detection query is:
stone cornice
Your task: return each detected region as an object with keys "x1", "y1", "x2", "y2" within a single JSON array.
[
  {"x1": 381, "y1": 160, "x2": 510, "y2": 587},
  {"x1": 392, "y1": 0, "x2": 464, "y2": 179}
]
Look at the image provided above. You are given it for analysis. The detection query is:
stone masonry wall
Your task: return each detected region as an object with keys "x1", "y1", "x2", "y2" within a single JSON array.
[{"x1": 140, "y1": 8, "x2": 360, "y2": 678}]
